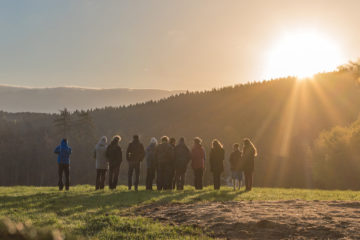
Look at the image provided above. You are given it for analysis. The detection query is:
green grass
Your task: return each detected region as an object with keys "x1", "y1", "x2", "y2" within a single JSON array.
[{"x1": 1, "y1": 185, "x2": 360, "y2": 239}]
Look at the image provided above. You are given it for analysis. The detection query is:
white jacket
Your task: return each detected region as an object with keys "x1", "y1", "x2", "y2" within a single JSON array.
[{"x1": 94, "y1": 137, "x2": 109, "y2": 169}]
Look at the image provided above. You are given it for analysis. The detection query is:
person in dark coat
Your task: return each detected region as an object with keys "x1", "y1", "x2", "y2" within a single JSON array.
[
  {"x1": 209, "y1": 139, "x2": 225, "y2": 190},
  {"x1": 145, "y1": 137, "x2": 158, "y2": 190},
  {"x1": 229, "y1": 143, "x2": 243, "y2": 191},
  {"x1": 94, "y1": 136, "x2": 108, "y2": 190},
  {"x1": 155, "y1": 136, "x2": 173, "y2": 190},
  {"x1": 242, "y1": 138, "x2": 257, "y2": 191},
  {"x1": 126, "y1": 135, "x2": 145, "y2": 191},
  {"x1": 174, "y1": 137, "x2": 191, "y2": 190},
  {"x1": 191, "y1": 137, "x2": 206, "y2": 190},
  {"x1": 106, "y1": 135, "x2": 122, "y2": 190},
  {"x1": 54, "y1": 139, "x2": 72, "y2": 191},
  {"x1": 168, "y1": 137, "x2": 176, "y2": 190}
]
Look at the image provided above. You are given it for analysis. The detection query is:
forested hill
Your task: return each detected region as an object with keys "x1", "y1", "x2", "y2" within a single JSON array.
[
  {"x1": 0, "y1": 85, "x2": 183, "y2": 113},
  {"x1": 1, "y1": 66, "x2": 360, "y2": 189}
]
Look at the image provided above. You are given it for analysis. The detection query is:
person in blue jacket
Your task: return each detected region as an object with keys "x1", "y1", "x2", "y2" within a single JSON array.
[{"x1": 54, "y1": 139, "x2": 72, "y2": 191}]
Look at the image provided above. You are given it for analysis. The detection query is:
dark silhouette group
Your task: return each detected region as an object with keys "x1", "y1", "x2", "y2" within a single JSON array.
[{"x1": 54, "y1": 135, "x2": 257, "y2": 191}]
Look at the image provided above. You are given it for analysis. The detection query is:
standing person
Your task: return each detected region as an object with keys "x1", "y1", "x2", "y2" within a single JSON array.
[
  {"x1": 106, "y1": 136, "x2": 122, "y2": 190},
  {"x1": 229, "y1": 143, "x2": 243, "y2": 191},
  {"x1": 168, "y1": 137, "x2": 176, "y2": 190},
  {"x1": 54, "y1": 139, "x2": 72, "y2": 191},
  {"x1": 126, "y1": 135, "x2": 145, "y2": 191},
  {"x1": 145, "y1": 138, "x2": 158, "y2": 190},
  {"x1": 191, "y1": 137, "x2": 206, "y2": 190},
  {"x1": 209, "y1": 139, "x2": 225, "y2": 190},
  {"x1": 94, "y1": 136, "x2": 108, "y2": 190},
  {"x1": 174, "y1": 137, "x2": 191, "y2": 190},
  {"x1": 242, "y1": 138, "x2": 257, "y2": 191},
  {"x1": 155, "y1": 136, "x2": 173, "y2": 190}
]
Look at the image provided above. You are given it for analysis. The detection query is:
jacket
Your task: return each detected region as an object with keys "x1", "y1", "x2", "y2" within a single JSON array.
[
  {"x1": 146, "y1": 143, "x2": 157, "y2": 169},
  {"x1": 94, "y1": 137, "x2": 108, "y2": 169},
  {"x1": 106, "y1": 141, "x2": 122, "y2": 167},
  {"x1": 155, "y1": 142, "x2": 173, "y2": 165},
  {"x1": 243, "y1": 147, "x2": 255, "y2": 173},
  {"x1": 209, "y1": 147, "x2": 225, "y2": 173},
  {"x1": 174, "y1": 142, "x2": 191, "y2": 172},
  {"x1": 229, "y1": 150, "x2": 242, "y2": 171},
  {"x1": 191, "y1": 144, "x2": 205, "y2": 170},
  {"x1": 126, "y1": 140, "x2": 145, "y2": 163},
  {"x1": 54, "y1": 139, "x2": 72, "y2": 164}
]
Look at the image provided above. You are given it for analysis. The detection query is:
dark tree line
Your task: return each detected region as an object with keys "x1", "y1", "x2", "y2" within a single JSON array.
[{"x1": 1, "y1": 64, "x2": 360, "y2": 189}]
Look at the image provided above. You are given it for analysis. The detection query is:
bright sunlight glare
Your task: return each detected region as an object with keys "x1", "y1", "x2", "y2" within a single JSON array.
[{"x1": 263, "y1": 30, "x2": 345, "y2": 80}]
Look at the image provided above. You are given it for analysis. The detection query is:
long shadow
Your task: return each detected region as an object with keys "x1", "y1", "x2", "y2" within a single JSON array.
[{"x1": 0, "y1": 187, "x2": 250, "y2": 224}]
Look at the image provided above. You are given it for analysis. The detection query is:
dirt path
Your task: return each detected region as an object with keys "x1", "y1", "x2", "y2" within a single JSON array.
[{"x1": 135, "y1": 200, "x2": 360, "y2": 239}]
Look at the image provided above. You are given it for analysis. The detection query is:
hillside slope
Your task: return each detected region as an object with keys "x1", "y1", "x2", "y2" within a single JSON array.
[{"x1": 0, "y1": 68, "x2": 359, "y2": 188}]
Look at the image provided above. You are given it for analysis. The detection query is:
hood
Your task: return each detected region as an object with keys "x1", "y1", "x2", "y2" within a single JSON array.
[
  {"x1": 97, "y1": 136, "x2": 107, "y2": 147},
  {"x1": 61, "y1": 139, "x2": 68, "y2": 148}
]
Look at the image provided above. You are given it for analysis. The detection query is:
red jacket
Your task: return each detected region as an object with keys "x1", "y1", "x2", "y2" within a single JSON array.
[{"x1": 191, "y1": 144, "x2": 205, "y2": 169}]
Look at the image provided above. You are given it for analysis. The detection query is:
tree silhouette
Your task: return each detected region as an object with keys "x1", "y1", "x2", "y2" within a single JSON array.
[{"x1": 54, "y1": 108, "x2": 71, "y2": 138}]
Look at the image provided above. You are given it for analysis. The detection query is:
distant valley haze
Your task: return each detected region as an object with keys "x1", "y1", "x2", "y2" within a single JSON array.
[{"x1": 0, "y1": 85, "x2": 184, "y2": 113}]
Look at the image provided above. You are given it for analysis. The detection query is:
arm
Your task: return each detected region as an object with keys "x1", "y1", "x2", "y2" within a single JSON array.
[
  {"x1": 126, "y1": 144, "x2": 131, "y2": 161},
  {"x1": 54, "y1": 146, "x2": 60, "y2": 154}
]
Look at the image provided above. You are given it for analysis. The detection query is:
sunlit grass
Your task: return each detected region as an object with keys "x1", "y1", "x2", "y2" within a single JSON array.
[{"x1": 1, "y1": 185, "x2": 360, "y2": 239}]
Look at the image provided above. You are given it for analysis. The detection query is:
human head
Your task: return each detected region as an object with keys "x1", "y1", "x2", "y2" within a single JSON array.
[
  {"x1": 233, "y1": 143, "x2": 240, "y2": 151},
  {"x1": 98, "y1": 136, "x2": 107, "y2": 145},
  {"x1": 112, "y1": 135, "x2": 121, "y2": 143},
  {"x1": 169, "y1": 137, "x2": 176, "y2": 146},
  {"x1": 243, "y1": 138, "x2": 257, "y2": 156},
  {"x1": 212, "y1": 139, "x2": 223, "y2": 149},
  {"x1": 179, "y1": 137, "x2": 185, "y2": 144},
  {"x1": 161, "y1": 136, "x2": 169, "y2": 143},
  {"x1": 133, "y1": 135, "x2": 139, "y2": 142},
  {"x1": 150, "y1": 137, "x2": 158, "y2": 145},
  {"x1": 61, "y1": 138, "x2": 68, "y2": 145},
  {"x1": 193, "y1": 137, "x2": 202, "y2": 145}
]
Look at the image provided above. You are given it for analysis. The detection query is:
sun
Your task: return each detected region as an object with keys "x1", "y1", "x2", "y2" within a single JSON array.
[{"x1": 263, "y1": 30, "x2": 345, "y2": 80}]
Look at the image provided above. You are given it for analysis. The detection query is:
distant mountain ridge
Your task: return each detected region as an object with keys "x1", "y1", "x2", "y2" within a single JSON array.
[{"x1": 0, "y1": 85, "x2": 184, "y2": 113}]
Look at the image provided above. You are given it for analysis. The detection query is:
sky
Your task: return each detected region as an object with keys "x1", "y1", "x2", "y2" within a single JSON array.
[{"x1": 0, "y1": 0, "x2": 359, "y2": 90}]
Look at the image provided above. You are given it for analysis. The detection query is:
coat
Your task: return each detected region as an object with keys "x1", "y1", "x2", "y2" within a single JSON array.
[
  {"x1": 243, "y1": 147, "x2": 255, "y2": 173},
  {"x1": 54, "y1": 139, "x2": 72, "y2": 164},
  {"x1": 106, "y1": 142, "x2": 122, "y2": 167},
  {"x1": 94, "y1": 138, "x2": 108, "y2": 170},
  {"x1": 229, "y1": 150, "x2": 242, "y2": 171},
  {"x1": 209, "y1": 147, "x2": 225, "y2": 173},
  {"x1": 145, "y1": 143, "x2": 157, "y2": 169},
  {"x1": 126, "y1": 140, "x2": 145, "y2": 163},
  {"x1": 155, "y1": 142, "x2": 173, "y2": 166},
  {"x1": 191, "y1": 144, "x2": 205, "y2": 170},
  {"x1": 174, "y1": 142, "x2": 191, "y2": 172}
]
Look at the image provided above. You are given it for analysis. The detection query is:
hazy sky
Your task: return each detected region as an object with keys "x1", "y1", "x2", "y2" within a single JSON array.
[{"x1": 1, "y1": 0, "x2": 359, "y2": 90}]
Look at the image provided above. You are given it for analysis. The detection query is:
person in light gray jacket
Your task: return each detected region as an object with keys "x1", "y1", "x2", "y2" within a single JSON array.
[{"x1": 94, "y1": 136, "x2": 109, "y2": 190}]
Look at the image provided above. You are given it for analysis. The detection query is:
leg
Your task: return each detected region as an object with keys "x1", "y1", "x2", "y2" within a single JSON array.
[
  {"x1": 248, "y1": 172, "x2": 253, "y2": 190},
  {"x1": 146, "y1": 168, "x2": 151, "y2": 190},
  {"x1": 128, "y1": 163, "x2": 134, "y2": 190},
  {"x1": 58, "y1": 164, "x2": 64, "y2": 191},
  {"x1": 193, "y1": 169, "x2": 198, "y2": 189},
  {"x1": 64, "y1": 164, "x2": 70, "y2": 191},
  {"x1": 96, "y1": 169, "x2": 101, "y2": 190},
  {"x1": 179, "y1": 172, "x2": 185, "y2": 190},
  {"x1": 108, "y1": 167, "x2": 114, "y2": 189},
  {"x1": 113, "y1": 166, "x2": 120, "y2": 189},
  {"x1": 199, "y1": 169, "x2": 203, "y2": 190},
  {"x1": 216, "y1": 172, "x2": 221, "y2": 190},
  {"x1": 100, "y1": 170, "x2": 106, "y2": 189},
  {"x1": 134, "y1": 162, "x2": 140, "y2": 191}
]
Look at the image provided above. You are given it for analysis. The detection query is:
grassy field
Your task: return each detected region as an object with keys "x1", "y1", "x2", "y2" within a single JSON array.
[{"x1": 1, "y1": 185, "x2": 360, "y2": 239}]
